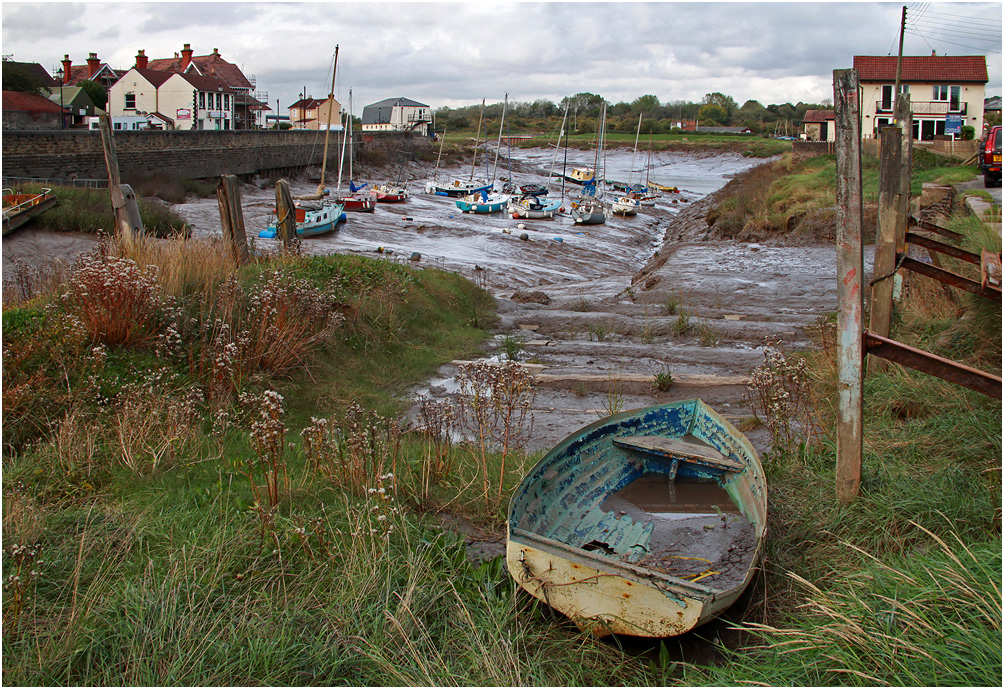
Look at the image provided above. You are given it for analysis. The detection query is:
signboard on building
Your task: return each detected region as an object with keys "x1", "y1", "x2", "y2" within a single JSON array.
[
  {"x1": 945, "y1": 114, "x2": 963, "y2": 135},
  {"x1": 177, "y1": 108, "x2": 191, "y2": 120}
]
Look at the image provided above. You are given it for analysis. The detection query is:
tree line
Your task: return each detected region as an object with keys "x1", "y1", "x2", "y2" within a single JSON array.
[{"x1": 433, "y1": 92, "x2": 833, "y2": 135}]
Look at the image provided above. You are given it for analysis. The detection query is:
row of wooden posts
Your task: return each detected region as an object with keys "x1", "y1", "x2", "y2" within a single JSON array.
[
  {"x1": 97, "y1": 111, "x2": 298, "y2": 265},
  {"x1": 833, "y1": 69, "x2": 1002, "y2": 503}
]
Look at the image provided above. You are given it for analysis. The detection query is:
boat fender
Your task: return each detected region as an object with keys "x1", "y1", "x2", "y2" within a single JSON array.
[
  {"x1": 559, "y1": 206, "x2": 565, "y2": 213},
  {"x1": 502, "y1": 228, "x2": 512, "y2": 234},
  {"x1": 512, "y1": 212, "x2": 519, "y2": 219},
  {"x1": 519, "y1": 233, "x2": 529, "y2": 241},
  {"x1": 409, "y1": 252, "x2": 421, "y2": 261},
  {"x1": 517, "y1": 223, "x2": 525, "y2": 230},
  {"x1": 552, "y1": 237, "x2": 563, "y2": 242}
]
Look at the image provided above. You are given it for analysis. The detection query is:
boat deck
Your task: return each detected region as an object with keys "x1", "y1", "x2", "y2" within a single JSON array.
[{"x1": 599, "y1": 473, "x2": 757, "y2": 591}]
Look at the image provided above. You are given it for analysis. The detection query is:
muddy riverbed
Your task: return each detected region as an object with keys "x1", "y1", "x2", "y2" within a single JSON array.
[{"x1": 3, "y1": 147, "x2": 871, "y2": 456}]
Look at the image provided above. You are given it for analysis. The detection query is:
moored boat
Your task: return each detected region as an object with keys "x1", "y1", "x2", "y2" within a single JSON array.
[
  {"x1": 564, "y1": 167, "x2": 596, "y2": 185},
  {"x1": 260, "y1": 200, "x2": 346, "y2": 239},
  {"x1": 456, "y1": 189, "x2": 509, "y2": 214},
  {"x1": 570, "y1": 195, "x2": 607, "y2": 225},
  {"x1": 506, "y1": 398, "x2": 766, "y2": 638},
  {"x1": 375, "y1": 183, "x2": 409, "y2": 202},
  {"x1": 611, "y1": 193, "x2": 641, "y2": 215},
  {"x1": 508, "y1": 194, "x2": 561, "y2": 219},
  {"x1": 426, "y1": 178, "x2": 493, "y2": 197}
]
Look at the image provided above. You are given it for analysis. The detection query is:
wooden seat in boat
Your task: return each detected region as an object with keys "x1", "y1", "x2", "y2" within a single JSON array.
[{"x1": 613, "y1": 436, "x2": 744, "y2": 479}]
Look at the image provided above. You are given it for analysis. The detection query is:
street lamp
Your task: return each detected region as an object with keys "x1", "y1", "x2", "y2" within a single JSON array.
[{"x1": 55, "y1": 67, "x2": 65, "y2": 129}]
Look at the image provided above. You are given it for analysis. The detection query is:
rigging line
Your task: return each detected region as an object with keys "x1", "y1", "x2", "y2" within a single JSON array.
[{"x1": 905, "y1": 28, "x2": 1003, "y2": 54}]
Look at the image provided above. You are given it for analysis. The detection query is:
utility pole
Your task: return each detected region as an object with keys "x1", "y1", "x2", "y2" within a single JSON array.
[{"x1": 893, "y1": 5, "x2": 907, "y2": 121}]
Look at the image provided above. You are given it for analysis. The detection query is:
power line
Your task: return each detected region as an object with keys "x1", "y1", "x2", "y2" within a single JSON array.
[{"x1": 905, "y1": 28, "x2": 1002, "y2": 54}]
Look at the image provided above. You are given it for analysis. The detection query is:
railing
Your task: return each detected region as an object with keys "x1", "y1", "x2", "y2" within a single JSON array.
[
  {"x1": 2, "y1": 176, "x2": 108, "y2": 189},
  {"x1": 875, "y1": 101, "x2": 968, "y2": 116}
]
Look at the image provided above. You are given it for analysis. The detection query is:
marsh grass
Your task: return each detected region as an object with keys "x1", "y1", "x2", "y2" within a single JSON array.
[{"x1": 15, "y1": 184, "x2": 189, "y2": 237}]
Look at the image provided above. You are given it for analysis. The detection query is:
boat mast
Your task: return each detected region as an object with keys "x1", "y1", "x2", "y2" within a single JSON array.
[
  {"x1": 628, "y1": 112, "x2": 642, "y2": 187},
  {"x1": 491, "y1": 93, "x2": 507, "y2": 184},
  {"x1": 348, "y1": 89, "x2": 354, "y2": 185},
  {"x1": 548, "y1": 102, "x2": 569, "y2": 188},
  {"x1": 432, "y1": 127, "x2": 446, "y2": 185},
  {"x1": 337, "y1": 110, "x2": 347, "y2": 193},
  {"x1": 470, "y1": 98, "x2": 485, "y2": 181},
  {"x1": 300, "y1": 45, "x2": 338, "y2": 200}
]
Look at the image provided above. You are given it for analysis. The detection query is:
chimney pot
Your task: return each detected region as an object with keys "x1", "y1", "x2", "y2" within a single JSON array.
[
  {"x1": 136, "y1": 49, "x2": 148, "y2": 70},
  {"x1": 61, "y1": 55, "x2": 72, "y2": 84},
  {"x1": 181, "y1": 43, "x2": 194, "y2": 71},
  {"x1": 86, "y1": 52, "x2": 100, "y2": 78}
]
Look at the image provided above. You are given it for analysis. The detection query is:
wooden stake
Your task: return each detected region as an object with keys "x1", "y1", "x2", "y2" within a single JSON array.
[
  {"x1": 216, "y1": 174, "x2": 250, "y2": 265},
  {"x1": 896, "y1": 96, "x2": 913, "y2": 253},
  {"x1": 98, "y1": 112, "x2": 144, "y2": 242},
  {"x1": 833, "y1": 69, "x2": 864, "y2": 503},
  {"x1": 275, "y1": 179, "x2": 296, "y2": 248},
  {"x1": 869, "y1": 125, "x2": 902, "y2": 370}
]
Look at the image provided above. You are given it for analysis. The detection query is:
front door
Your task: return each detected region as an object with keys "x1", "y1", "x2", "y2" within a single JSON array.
[
  {"x1": 820, "y1": 122, "x2": 829, "y2": 141},
  {"x1": 921, "y1": 120, "x2": 936, "y2": 141}
]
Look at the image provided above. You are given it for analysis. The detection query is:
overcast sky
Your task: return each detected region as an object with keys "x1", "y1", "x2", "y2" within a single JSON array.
[{"x1": 3, "y1": 1, "x2": 1001, "y2": 115}]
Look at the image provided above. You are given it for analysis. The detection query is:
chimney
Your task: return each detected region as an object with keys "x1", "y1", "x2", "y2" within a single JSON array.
[
  {"x1": 181, "y1": 43, "x2": 193, "y2": 71},
  {"x1": 61, "y1": 54, "x2": 72, "y2": 84},
  {"x1": 136, "y1": 49, "x2": 148, "y2": 70},
  {"x1": 212, "y1": 48, "x2": 219, "y2": 56},
  {"x1": 87, "y1": 52, "x2": 100, "y2": 78}
]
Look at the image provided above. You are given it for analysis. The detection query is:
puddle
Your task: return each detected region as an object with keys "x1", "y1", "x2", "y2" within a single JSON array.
[{"x1": 602, "y1": 473, "x2": 741, "y2": 521}]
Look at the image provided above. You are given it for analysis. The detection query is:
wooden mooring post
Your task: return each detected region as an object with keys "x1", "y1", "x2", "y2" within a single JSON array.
[
  {"x1": 834, "y1": 69, "x2": 864, "y2": 503},
  {"x1": 216, "y1": 175, "x2": 250, "y2": 265},
  {"x1": 868, "y1": 125, "x2": 902, "y2": 373},
  {"x1": 97, "y1": 112, "x2": 144, "y2": 243},
  {"x1": 275, "y1": 179, "x2": 297, "y2": 248}
]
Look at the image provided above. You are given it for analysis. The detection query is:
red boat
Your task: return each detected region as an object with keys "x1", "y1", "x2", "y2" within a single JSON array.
[
  {"x1": 375, "y1": 183, "x2": 409, "y2": 203},
  {"x1": 341, "y1": 189, "x2": 377, "y2": 212}
]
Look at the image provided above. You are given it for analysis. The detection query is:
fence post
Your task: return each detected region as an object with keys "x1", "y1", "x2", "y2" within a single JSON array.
[
  {"x1": 869, "y1": 125, "x2": 903, "y2": 374},
  {"x1": 216, "y1": 174, "x2": 250, "y2": 265},
  {"x1": 896, "y1": 96, "x2": 913, "y2": 254},
  {"x1": 833, "y1": 69, "x2": 864, "y2": 503},
  {"x1": 275, "y1": 179, "x2": 296, "y2": 248},
  {"x1": 98, "y1": 112, "x2": 145, "y2": 243}
]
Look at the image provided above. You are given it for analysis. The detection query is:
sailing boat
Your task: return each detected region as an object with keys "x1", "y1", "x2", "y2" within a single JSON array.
[
  {"x1": 611, "y1": 113, "x2": 643, "y2": 216},
  {"x1": 456, "y1": 94, "x2": 511, "y2": 214},
  {"x1": 260, "y1": 47, "x2": 345, "y2": 239},
  {"x1": 425, "y1": 99, "x2": 492, "y2": 197},
  {"x1": 338, "y1": 90, "x2": 377, "y2": 212},
  {"x1": 509, "y1": 101, "x2": 565, "y2": 219},
  {"x1": 571, "y1": 102, "x2": 608, "y2": 226}
]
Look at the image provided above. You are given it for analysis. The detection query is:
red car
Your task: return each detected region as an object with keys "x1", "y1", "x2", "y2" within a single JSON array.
[{"x1": 979, "y1": 125, "x2": 1001, "y2": 188}]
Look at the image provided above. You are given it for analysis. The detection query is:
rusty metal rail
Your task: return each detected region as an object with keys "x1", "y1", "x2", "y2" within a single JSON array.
[{"x1": 864, "y1": 331, "x2": 1002, "y2": 399}]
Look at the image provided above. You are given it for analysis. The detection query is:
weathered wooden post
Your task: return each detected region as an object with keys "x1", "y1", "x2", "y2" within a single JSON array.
[
  {"x1": 869, "y1": 125, "x2": 903, "y2": 374},
  {"x1": 896, "y1": 95, "x2": 913, "y2": 252},
  {"x1": 834, "y1": 69, "x2": 864, "y2": 503},
  {"x1": 275, "y1": 179, "x2": 296, "y2": 248},
  {"x1": 98, "y1": 112, "x2": 145, "y2": 243},
  {"x1": 216, "y1": 174, "x2": 250, "y2": 265}
]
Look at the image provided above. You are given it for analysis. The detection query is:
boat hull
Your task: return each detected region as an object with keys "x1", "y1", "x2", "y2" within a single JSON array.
[
  {"x1": 506, "y1": 399, "x2": 766, "y2": 638},
  {"x1": 509, "y1": 197, "x2": 561, "y2": 219},
  {"x1": 456, "y1": 193, "x2": 509, "y2": 214},
  {"x1": 426, "y1": 180, "x2": 492, "y2": 197},
  {"x1": 260, "y1": 202, "x2": 345, "y2": 239}
]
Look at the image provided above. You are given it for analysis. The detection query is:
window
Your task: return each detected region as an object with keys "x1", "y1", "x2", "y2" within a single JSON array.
[
  {"x1": 216, "y1": 92, "x2": 221, "y2": 109},
  {"x1": 199, "y1": 92, "x2": 205, "y2": 109},
  {"x1": 933, "y1": 85, "x2": 949, "y2": 101},
  {"x1": 124, "y1": 93, "x2": 135, "y2": 109},
  {"x1": 949, "y1": 86, "x2": 960, "y2": 111},
  {"x1": 881, "y1": 85, "x2": 893, "y2": 111}
]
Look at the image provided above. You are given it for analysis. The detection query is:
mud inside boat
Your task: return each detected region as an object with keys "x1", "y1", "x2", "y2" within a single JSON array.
[{"x1": 599, "y1": 473, "x2": 757, "y2": 591}]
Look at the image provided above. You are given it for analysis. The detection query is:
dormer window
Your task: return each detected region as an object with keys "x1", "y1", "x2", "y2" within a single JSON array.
[{"x1": 124, "y1": 93, "x2": 135, "y2": 110}]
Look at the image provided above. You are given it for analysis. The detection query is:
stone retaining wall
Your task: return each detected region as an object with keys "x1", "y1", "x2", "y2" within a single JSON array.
[{"x1": 2, "y1": 129, "x2": 432, "y2": 182}]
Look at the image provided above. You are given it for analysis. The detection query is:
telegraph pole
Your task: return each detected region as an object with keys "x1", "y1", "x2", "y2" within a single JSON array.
[{"x1": 893, "y1": 6, "x2": 906, "y2": 120}]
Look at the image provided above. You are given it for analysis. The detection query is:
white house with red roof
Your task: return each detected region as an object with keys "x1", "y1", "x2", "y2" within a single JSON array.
[
  {"x1": 140, "y1": 44, "x2": 266, "y2": 129},
  {"x1": 853, "y1": 53, "x2": 988, "y2": 141},
  {"x1": 108, "y1": 67, "x2": 235, "y2": 130},
  {"x1": 59, "y1": 52, "x2": 121, "y2": 92}
]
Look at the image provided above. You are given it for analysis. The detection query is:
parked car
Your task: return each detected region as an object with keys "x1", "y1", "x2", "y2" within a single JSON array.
[{"x1": 978, "y1": 125, "x2": 1001, "y2": 187}]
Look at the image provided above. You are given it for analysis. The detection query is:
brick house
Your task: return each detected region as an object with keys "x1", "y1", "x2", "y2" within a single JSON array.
[
  {"x1": 802, "y1": 110, "x2": 835, "y2": 142},
  {"x1": 853, "y1": 53, "x2": 988, "y2": 141},
  {"x1": 288, "y1": 96, "x2": 342, "y2": 130},
  {"x1": 59, "y1": 52, "x2": 121, "y2": 92}
]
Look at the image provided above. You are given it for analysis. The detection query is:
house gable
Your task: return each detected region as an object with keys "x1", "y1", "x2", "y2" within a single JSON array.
[{"x1": 853, "y1": 55, "x2": 988, "y2": 84}]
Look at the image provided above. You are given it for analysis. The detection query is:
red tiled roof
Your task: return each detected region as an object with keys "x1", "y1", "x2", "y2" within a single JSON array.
[
  {"x1": 131, "y1": 68, "x2": 176, "y2": 88},
  {"x1": 803, "y1": 110, "x2": 835, "y2": 123},
  {"x1": 853, "y1": 55, "x2": 988, "y2": 83},
  {"x1": 175, "y1": 72, "x2": 234, "y2": 93},
  {"x1": 65, "y1": 63, "x2": 118, "y2": 86},
  {"x1": 147, "y1": 51, "x2": 252, "y2": 90},
  {"x1": 2, "y1": 90, "x2": 67, "y2": 113}
]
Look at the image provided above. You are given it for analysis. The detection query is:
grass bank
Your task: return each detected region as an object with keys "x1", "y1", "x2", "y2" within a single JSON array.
[
  {"x1": 706, "y1": 149, "x2": 983, "y2": 242},
  {"x1": 2, "y1": 235, "x2": 670, "y2": 685},
  {"x1": 8, "y1": 183, "x2": 192, "y2": 238}
]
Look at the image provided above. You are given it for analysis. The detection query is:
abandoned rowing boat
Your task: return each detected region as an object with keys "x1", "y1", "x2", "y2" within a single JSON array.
[{"x1": 506, "y1": 399, "x2": 766, "y2": 638}]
